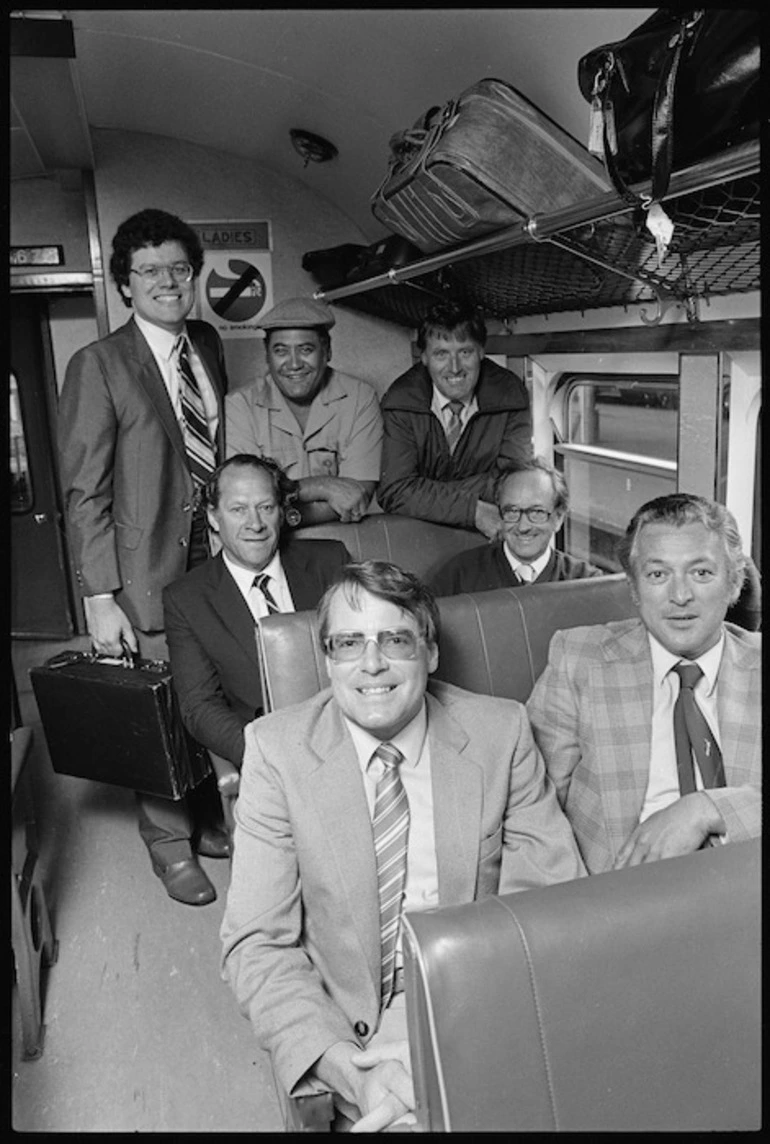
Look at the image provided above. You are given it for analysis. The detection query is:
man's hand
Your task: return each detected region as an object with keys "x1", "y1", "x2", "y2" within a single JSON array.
[
  {"x1": 314, "y1": 1039, "x2": 416, "y2": 1133},
  {"x1": 349, "y1": 1041, "x2": 416, "y2": 1133},
  {"x1": 298, "y1": 476, "x2": 372, "y2": 522},
  {"x1": 83, "y1": 595, "x2": 138, "y2": 657},
  {"x1": 614, "y1": 792, "x2": 726, "y2": 869},
  {"x1": 474, "y1": 499, "x2": 502, "y2": 540}
]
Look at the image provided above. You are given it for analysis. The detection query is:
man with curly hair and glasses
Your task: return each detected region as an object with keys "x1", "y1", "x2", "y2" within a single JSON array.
[{"x1": 58, "y1": 207, "x2": 231, "y2": 905}]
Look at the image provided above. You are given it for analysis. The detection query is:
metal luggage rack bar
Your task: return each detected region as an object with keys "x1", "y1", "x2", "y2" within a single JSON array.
[{"x1": 314, "y1": 142, "x2": 759, "y2": 327}]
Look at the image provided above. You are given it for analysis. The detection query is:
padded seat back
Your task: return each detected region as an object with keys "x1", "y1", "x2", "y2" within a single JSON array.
[
  {"x1": 403, "y1": 839, "x2": 761, "y2": 1132},
  {"x1": 292, "y1": 513, "x2": 487, "y2": 582},
  {"x1": 256, "y1": 574, "x2": 634, "y2": 711}
]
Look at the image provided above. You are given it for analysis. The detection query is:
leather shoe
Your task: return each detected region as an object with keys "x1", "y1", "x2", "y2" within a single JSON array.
[
  {"x1": 151, "y1": 855, "x2": 216, "y2": 906},
  {"x1": 195, "y1": 824, "x2": 231, "y2": 859}
]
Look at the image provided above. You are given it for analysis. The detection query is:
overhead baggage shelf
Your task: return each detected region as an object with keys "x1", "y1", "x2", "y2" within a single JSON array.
[{"x1": 314, "y1": 141, "x2": 759, "y2": 328}]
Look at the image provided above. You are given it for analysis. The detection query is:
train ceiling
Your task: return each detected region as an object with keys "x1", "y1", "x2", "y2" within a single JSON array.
[{"x1": 10, "y1": 8, "x2": 653, "y2": 240}]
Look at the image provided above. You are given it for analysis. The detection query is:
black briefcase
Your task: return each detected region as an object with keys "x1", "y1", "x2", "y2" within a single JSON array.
[{"x1": 29, "y1": 650, "x2": 211, "y2": 799}]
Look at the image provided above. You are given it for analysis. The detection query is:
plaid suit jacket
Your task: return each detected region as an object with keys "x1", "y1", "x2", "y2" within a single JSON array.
[{"x1": 527, "y1": 618, "x2": 761, "y2": 874}]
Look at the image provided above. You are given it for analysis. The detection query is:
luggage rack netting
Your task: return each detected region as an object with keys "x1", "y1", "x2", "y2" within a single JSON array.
[{"x1": 335, "y1": 173, "x2": 759, "y2": 326}]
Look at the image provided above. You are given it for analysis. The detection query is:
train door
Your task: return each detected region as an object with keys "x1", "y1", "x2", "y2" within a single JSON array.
[{"x1": 10, "y1": 294, "x2": 74, "y2": 637}]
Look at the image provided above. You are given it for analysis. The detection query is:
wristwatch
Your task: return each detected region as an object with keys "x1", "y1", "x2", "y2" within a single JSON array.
[{"x1": 284, "y1": 488, "x2": 302, "y2": 528}]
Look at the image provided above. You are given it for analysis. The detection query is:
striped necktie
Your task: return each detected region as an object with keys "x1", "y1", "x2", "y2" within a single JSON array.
[
  {"x1": 253, "y1": 572, "x2": 279, "y2": 614},
  {"x1": 444, "y1": 400, "x2": 464, "y2": 454},
  {"x1": 175, "y1": 335, "x2": 216, "y2": 488},
  {"x1": 369, "y1": 742, "x2": 410, "y2": 1010},
  {"x1": 672, "y1": 662, "x2": 726, "y2": 793}
]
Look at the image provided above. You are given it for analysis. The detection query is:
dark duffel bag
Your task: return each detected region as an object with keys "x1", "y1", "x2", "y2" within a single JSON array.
[
  {"x1": 302, "y1": 234, "x2": 422, "y2": 290},
  {"x1": 370, "y1": 77, "x2": 611, "y2": 254},
  {"x1": 578, "y1": 8, "x2": 760, "y2": 206},
  {"x1": 30, "y1": 650, "x2": 211, "y2": 799}
]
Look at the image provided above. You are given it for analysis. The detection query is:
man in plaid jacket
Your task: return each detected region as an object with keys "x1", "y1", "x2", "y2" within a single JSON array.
[{"x1": 527, "y1": 493, "x2": 761, "y2": 875}]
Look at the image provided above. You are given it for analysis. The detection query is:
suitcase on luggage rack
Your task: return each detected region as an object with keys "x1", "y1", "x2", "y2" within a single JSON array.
[
  {"x1": 371, "y1": 77, "x2": 612, "y2": 254},
  {"x1": 29, "y1": 650, "x2": 211, "y2": 799}
]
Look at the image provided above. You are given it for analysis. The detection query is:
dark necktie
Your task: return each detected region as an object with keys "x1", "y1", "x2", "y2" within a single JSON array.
[
  {"x1": 672, "y1": 662, "x2": 726, "y2": 793},
  {"x1": 444, "y1": 400, "x2": 464, "y2": 454},
  {"x1": 175, "y1": 335, "x2": 216, "y2": 488},
  {"x1": 369, "y1": 742, "x2": 409, "y2": 1010},
  {"x1": 253, "y1": 572, "x2": 279, "y2": 614}
]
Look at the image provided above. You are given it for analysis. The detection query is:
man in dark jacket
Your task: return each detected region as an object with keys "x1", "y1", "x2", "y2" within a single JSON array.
[
  {"x1": 377, "y1": 301, "x2": 532, "y2": 538},
  {"x1": 431, "y1": 458, "x2": 602, "y2": 595}
]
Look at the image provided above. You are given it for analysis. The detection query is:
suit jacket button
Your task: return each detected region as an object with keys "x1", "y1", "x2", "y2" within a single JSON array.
[
  {"x1": 354, "y1": 1021, "x2": 369, "y2": 1038},
  {"x1": 179, "y1": 537, "x2": 188, "y2": 547},
  {"x1": 182, "y1": 502, "x2": 192, "y2": 512}
]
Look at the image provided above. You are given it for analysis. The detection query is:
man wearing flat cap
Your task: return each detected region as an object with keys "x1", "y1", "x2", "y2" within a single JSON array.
[{"x1": 225, "y1": 297, "x2": 383, "y2": 524}]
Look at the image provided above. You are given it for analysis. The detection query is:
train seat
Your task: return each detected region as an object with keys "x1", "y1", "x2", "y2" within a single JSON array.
[
  {"x1": 256, "y1": 574, "x2": 634, "y2": 712},
  {"x1": 291, "y1": 513, "x2": 487, "y2": 583},
  {"x1": 403, "y1": 837, "x2": 761, "y2": 1132}
]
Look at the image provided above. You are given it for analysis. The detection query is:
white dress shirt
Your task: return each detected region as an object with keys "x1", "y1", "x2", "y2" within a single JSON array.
[
  {"x1": 344, "y1": 703, "x2": 439, "y2": 967},
  {"x1": 430, "y1": 386, "x2": 478, "y2": 437},
  {"x1": 221, "y1": 550, "x2": 295, "y2": 623},
  {"x1": 640, "y1": 631, "x2": 725, "y2": 823},
  {"x1": 502, "y1": 539, "x2": 554, "y2": 582},
  {"x1": 134, "y1": 313, "x2": 219, "y2": 442}
]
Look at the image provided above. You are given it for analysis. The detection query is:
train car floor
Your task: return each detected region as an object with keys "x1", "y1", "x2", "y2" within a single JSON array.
[{"x1": 10, "y1": 638, "x2": 283, "y2": 1133}]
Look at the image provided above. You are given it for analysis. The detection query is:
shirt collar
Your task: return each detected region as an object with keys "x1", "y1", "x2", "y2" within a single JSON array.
[
  {"x1": 430, "y1": 385, "x2": 478, "y2": 421},
  {"x1": 648, "y1": 629, "x2": 725, "y2": 695},
  {"x1": 222, "y1": 548, "x2": 284, "y2": 597},
  {"x1": 134, "y1": 313, "x2": 187, "y2": 361},
  {"x1": 502, "y1": 539, "x2": 554, "y2": 579},
  {"x1": 344, "y1": 701, "x2": 428, "y2": 777}
]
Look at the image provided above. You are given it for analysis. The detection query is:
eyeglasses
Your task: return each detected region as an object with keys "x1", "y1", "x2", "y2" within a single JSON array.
[
  {"x1": 324, "y1": 629, "x2": 424, "y2": 663},
  {"x1": 500, "y1": 506, "x2": 553, "y2": 524},
  {"x1": 129, "y1": 262, "x2": 193, "y2": 284}
]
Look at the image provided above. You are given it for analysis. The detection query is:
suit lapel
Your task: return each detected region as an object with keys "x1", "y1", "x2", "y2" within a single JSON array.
[
  {"x1": 716, "y1": 630, "x2": 762, "y2": 782},
  {"x1": 206, "y1": 555, "x2": 260, "y2": 664},
  {"x1": 594, "y1": 622, "x2": 654, "y2": 849},
  {"x1": 124, "y1": 319, "x2": 189, "y2": 467},
  {"x1": 425, "y1": 692, "x2": 485, "y2": 906},
  {"x1": 307, "y1": 701, "x2": 382, "y2": 992},
  {"x1": 188, "y1": 323, "x2": 226, "y2": 455},
  {"x1": 282, "y1": 543, "x2": 321, "y2": 613}
]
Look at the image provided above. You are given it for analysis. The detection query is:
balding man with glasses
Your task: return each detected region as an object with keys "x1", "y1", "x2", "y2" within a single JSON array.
[
  {"x1": 59, "y1": 208, "x2": 231, "y2": 906},
  {"x1": 221, "y1": 560, "x2": 584, "y2": 1132},
  {"x1": 430, "y1": 457, "x2": 603, "y2": 596}
]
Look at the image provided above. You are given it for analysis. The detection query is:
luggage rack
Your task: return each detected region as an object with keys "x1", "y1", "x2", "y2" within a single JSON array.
[{"x1": 313, "y1": 142, "x2": 759, "y2": 328}]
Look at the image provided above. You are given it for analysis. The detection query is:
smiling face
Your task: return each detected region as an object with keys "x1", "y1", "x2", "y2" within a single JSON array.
[
  {"x1": 121, "y1": 240, "x2": 196, "y2": 333},
  {"x1": 206, "y1": 464, "x2": 282, "y2": 573},
  {"x1": 266, "y1": 328, "x2": 330, "y2": 405},
  {"x1": 325, "y1": 586, "x2": 438, "y2": 741},
  {"x1": 629, "y1": 521, "x2": 734, "y2": 660},
  {"x1": 421, "y1": 329, "x2": 484, "y2": 404},
  {"x1": 499, "y1": 469, "x2": 564, "y2": 564}
]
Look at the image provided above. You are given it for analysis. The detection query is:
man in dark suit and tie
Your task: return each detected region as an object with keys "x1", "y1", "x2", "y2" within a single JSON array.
[
  {"x1": 58, "y1": 207, "x2": 230, "y2": 906},
  {"x1": 430, "y1": 457, "x2": 603, "y2": 595},
  {"x1": 162, "y1": 453, "x2": 350, "y2": 799}
]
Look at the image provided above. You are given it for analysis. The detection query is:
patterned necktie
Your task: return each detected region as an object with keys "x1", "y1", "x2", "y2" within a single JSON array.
[
  {"x1": 672, "y1": 662, "x2": 726, "y2": 793},
  {"x1": 175, "y1": 335, "x2": 216, "y2": 488},
  {"x1": 517, "y1": 564, "x2": 535, "y2": 584},
  {"x1": 369, "y1": 742, "x2": 410, "y2": 1010},
  {"x1": 253, "y1": 572, "x2": 279, "y2": 614},
  {"x1": 444, "y1": 399, "x2": 464, "y2": 454}
]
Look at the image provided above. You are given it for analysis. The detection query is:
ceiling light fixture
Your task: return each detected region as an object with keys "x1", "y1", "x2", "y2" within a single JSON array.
[{"x1": 289, "y1": 128, "x2": 338, "y2": 168}]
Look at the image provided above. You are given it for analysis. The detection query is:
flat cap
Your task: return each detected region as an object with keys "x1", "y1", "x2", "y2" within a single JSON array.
[{"x1": 257, "y1": 296, "x2": 336, "y2": 331}]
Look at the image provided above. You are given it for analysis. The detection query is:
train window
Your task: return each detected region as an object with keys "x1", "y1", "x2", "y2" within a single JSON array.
[
  {"x1": 10, "y1": 371, "x2": 34, "y2": 513},
  {"x1": 555, "y1": 375, "x2": 679, "y2": 572}
]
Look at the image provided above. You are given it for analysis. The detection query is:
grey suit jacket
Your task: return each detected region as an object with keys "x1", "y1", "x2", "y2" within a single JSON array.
[
  {"x1": 527, "y1": 619, "x2": 762, "y2": 874},
  {"x1": 58, "y1": 316, "x2": 227, "y2": 631},
  {"x1": 220, "y1": 680, "x2": 585, "y2": 1096}
]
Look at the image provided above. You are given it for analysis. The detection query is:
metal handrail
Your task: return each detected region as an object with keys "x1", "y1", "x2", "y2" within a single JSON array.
[{"x1": 314, "y1": 141, "x2": 759, "y2": 304}]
